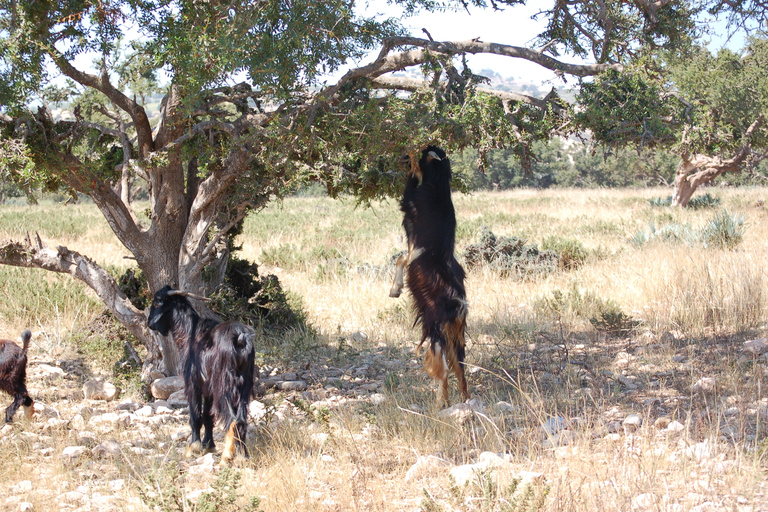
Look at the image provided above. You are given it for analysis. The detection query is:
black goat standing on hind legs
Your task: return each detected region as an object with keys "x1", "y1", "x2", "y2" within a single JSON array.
[
  {"x1": 0, "y1": 329, "x2": 34, "y2": 423},
  {"x1": 147, "y1": 286, "x2": 255, "y2": 462},
  {"x1": 390, "y1": 146, "x2": 470, "y2": 406}
]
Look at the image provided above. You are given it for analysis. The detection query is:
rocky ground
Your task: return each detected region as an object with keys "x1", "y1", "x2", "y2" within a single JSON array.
[{"x1": 1, "y1": 331, "x2": 767, "y2": 511}]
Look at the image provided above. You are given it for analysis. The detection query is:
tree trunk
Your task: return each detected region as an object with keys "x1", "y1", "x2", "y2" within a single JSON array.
[{"x1": 672, "y1": 116, "x2": 764, "y2": 207}]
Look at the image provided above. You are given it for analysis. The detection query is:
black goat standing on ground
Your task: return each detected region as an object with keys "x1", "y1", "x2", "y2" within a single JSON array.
[
  {"x1": 390, "y1": 146, "x2": 470, "y2": 406},
  {"x1": 147, "y1": 286, "x2": 255, "y2": 461},
  {"x1": 0, "y1": 329, "x2": 34, "y2": 423}
]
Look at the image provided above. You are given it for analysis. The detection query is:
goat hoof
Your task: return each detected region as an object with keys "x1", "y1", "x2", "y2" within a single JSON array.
[
  {"x1": 185, "y1": 441, "x2": 203, "y2": 458},
  {"x1": 389, "y1": 289, "x2": 402, "y2": 298}
]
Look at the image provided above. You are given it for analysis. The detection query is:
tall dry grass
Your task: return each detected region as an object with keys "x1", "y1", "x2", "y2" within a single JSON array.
[{"x1": 0, "y1": 187, "x2": 766, "y2": 511}]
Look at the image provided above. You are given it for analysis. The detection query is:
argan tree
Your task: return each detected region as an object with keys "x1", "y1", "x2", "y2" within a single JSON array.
[
  {"x1": 0, "y1": 0, "x2": 737, "y2": 376},
  {"x1": 577, "y1": 35, "x2": 768, "y2": 207}
]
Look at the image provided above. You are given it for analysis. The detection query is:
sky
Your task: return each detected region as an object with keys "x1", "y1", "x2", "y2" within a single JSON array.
[
  {"x1": 337, "y1": 0, "x2": 747, "y2": 87},
  {"x1": 346, "y1": 1, "x2": 571, "y2": 85}
]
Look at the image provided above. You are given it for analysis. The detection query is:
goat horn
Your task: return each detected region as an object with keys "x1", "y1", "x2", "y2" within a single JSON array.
[
  {"x1": 167, "y1": 290, "x2": 210, "y2": 302},
  {"x1": 427, "y1": 150, "x2": 442, "y2": 161}
]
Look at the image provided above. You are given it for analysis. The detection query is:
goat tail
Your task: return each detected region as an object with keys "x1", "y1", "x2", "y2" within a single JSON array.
[{"x1": 20, "y1": 329, "x2": 32, "y2": 354}]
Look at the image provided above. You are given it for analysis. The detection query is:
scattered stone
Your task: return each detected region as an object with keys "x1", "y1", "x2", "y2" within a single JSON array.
[
  {"x1": 31, "y1": 402, "x2": 60, "y2": 418},
  {"x1": 540, "y1": 416, "x2": 567, "y2": 436},
  {"x1": 115, "y1": 402, "x2": 139, "y2": 412},
  {"x1": 151, "y1": 376, "x2": 184, "y2": 400},
  {"x1": 623, "y1": 414, "x2": 643, "y2": 432},
  {"x1": 369, "y1": 393, "x2": 387, "y2": 405},
  {"x1": 82, "y1": 380, "x2": 119, "y2": 401},
  {"x1": 278, "y1": 380, "x2": 308, "y2": 392},
  {"x1": 405, "y1": 455, "x2": 451, "y2": 482},
  {"x1": 167, "y1": 389, "x2": 188, "y2": 407},
  {"x1": 92, "y1": 440, "x2": 122, "y2": 459},
  {"x1": 666, "y1": 420, "x2": 685, "y2": 432},
  {"x1": 542, "y1": 430, "x2": 575, "y2": 449},
  {"x1": 42, "y1": 418, "x2": 69, "y2": 432},
  {"x1": 61, "y1": 446, "x2": 87, "y2": 464},
  {"x1": 37, "y1": 364, "x2": 66, "y2": 380},
  {"x1": 350, "y1": 331, "x2": 369, "y2": 344},
  {"x1": 692, "y1": 377, "x2": 717, "y2": 394},
  {"x1": 743, "y1": 338, "x2": 768, "y2": 356},
  {"x1": 12, "y1": 480, "x2": 33, "y2": 493},
  {"x1": 632, "y1": 493, "x2": 659, "y2": 509},
  {"x1": 439, "y1": 399, "x2": 484, "y2": 424},
  {"x1": 494, "y1": 401, "x2": 520, "y2": 414},
  {"x1": 188, "y1": 453, "x2": 216, "y2": 476},
  {"x1": 654, "y1": 417, "x2": 672, "y2": 429},
  {"x1": 249, "y1": 400, "x2": 267, "y2": 421},
  {"x1": 134, "y1": 405, "x2": 154, "y2": 417}
]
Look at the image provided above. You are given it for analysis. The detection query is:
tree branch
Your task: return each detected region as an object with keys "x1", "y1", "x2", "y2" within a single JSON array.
[
  {"x1": 47, "y1": 46, "x2": 154, "y2": 158},
  {"x1": 0, "y1": 234, "x2": 152, "y2": 343}
]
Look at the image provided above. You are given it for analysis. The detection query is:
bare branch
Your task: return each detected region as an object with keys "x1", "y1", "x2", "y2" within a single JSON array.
[{"x1": 0, "y1": 235, "x2": 151, "y2": 343}]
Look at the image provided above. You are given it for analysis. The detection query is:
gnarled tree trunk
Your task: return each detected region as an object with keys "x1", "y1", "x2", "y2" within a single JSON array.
[{"x1": 672, "y1": 116, "x2": 764, "y2": 207}]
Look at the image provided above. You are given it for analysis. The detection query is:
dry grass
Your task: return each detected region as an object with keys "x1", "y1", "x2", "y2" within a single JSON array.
[{"x1": 0, "y1": 187, "x2": 767, "y2": 511}]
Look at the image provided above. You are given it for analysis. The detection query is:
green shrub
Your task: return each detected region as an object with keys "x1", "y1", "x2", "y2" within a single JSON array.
[
  {"x1": 700, "y1": 208, "x2": 745, "y2": 250},
  {"x1": 541, "y1": 236, "x2": 590, "y2": 270},
  {"x1": 464, "y1": 227, "x2": 559, "y2": 279}
]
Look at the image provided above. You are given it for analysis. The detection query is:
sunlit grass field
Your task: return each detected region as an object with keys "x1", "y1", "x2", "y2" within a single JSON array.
[{"x1": 0, "y1": 186, "x2": 766, "y2": 511}]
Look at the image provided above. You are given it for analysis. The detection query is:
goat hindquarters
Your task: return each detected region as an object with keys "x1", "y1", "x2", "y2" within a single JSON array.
[
  {"x1": 0, "y1": 329, "x2": 34, "y2": 423},
  {"x1": 409, "y1": 257, "x2": 469, "y2": 406},
  {"x1": 211, "y1": 323, "x2": 256, "y2": 462}
]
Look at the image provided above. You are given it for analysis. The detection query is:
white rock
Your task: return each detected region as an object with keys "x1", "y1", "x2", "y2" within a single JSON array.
[
  {"x1": 134, "y1": 405, "x2": 154, "y2": 417},
  {"x1": 632, "y1": 493, "x2": 659, "y2": 509},
  {"x1": 92, "y1": 440, "x2": 122, "y2": 459},
  {"x1": 540, "y1": 416, "x2": 567, "y2": 436},
  {"x1": 82, "y1": 380, "x2": 119, "y2": 401},
  {"x1": 167, "y1": 389, "x2": 188, "y2": 407},
  {"x1": 369, "y1": 393, "x2": 387, "y2": 405},
  {"x1": 692, "y1": 377, "x2": 717, "y2": 394},
  {"x1": 439, "y1": 399, "x2": 485, "y2": 424},
  {"x1": 494, "y1": 401, "x2": 520, "y2": 414},
  {"x1": 42, "y1": 418, "x2": 69, "y2": 432},
  {"x1": 350, "y1": 331, "x2": 369, "y2": 343},
  {"x1": 61, "y1": 446, "x2": 87, "y2": 464},
  {"x1": 623, "y1": 414, "x2": 643, "y2": 432},
  {"x1": 278, "y1": 380, "x2": 308, "y2": 391},
  {"x1": 151, "y1": 376, "x2": 184, "y2": 400},
  {"x1": 248, "y1": 400, "x2": 267, "y2": 420},
  {"x1": 19, "y1": 502, "x2": 34, "y2": 512},
  {"x1": 12, "y1": 480, "x2": 33, "y2": 493},
  {"x1": 744, "y1": 338, "x2": 768, "y2": 355},
  {"x1": 31, "y1": 402, "x2": 59, "y2": 418},
  {"x1": 404, "y1": 455, "x2": 451, "y2": 482},
  {"x1": 38, "y1": 364, "x2": 65, "y2": 379},
  {"x1": 666, "y1": 420, "x2": 685, "y2": 432}
]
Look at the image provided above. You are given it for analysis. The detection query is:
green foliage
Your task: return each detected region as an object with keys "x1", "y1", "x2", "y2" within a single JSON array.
[
  {"x1": 195, "y1": 467, "x2": 263, "y2": 512},
  {"x1": 629, "y1": 221, "x2": 697, "y2": 246},
  {"x1": 630, "y1": 209, "x2": 745, "y2": 250},
  {"x1": 649, "y1": 193, "x2": 721, "y2": 209},
  {"x1": 533, "y1": 282, "x2": 639, "y2": 335},
  {"x1": 700, "y1": 208, "x2": 745, "y2": 249},
  {"x1": 137, "y1": 463, "x2": 262, "y2": 512},
  {"x1": 540, "y1": 236, "x2": 589, "y2": 270},
  {"x1": 575, "y1": 68, "x2": 680, "y2": 149},
  {"x1": 209, "y1": 257, "x2": 305, "y2": 329},
  {"x1": 463, "y1": 227, "x2": 560, "y2": 279},
  {"x1": 589, "y1": 303, "x2": 641, "y2": 334}
]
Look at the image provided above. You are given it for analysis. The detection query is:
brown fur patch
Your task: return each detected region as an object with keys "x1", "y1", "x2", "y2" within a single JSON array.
[{"x1": 222, "y1": 422, "x2": 237, "y2": 462}]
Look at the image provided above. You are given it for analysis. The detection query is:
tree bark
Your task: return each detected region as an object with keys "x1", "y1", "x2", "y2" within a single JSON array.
[{"x1": 672, "y1": 116, "x2": 764, "y2": 207}]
